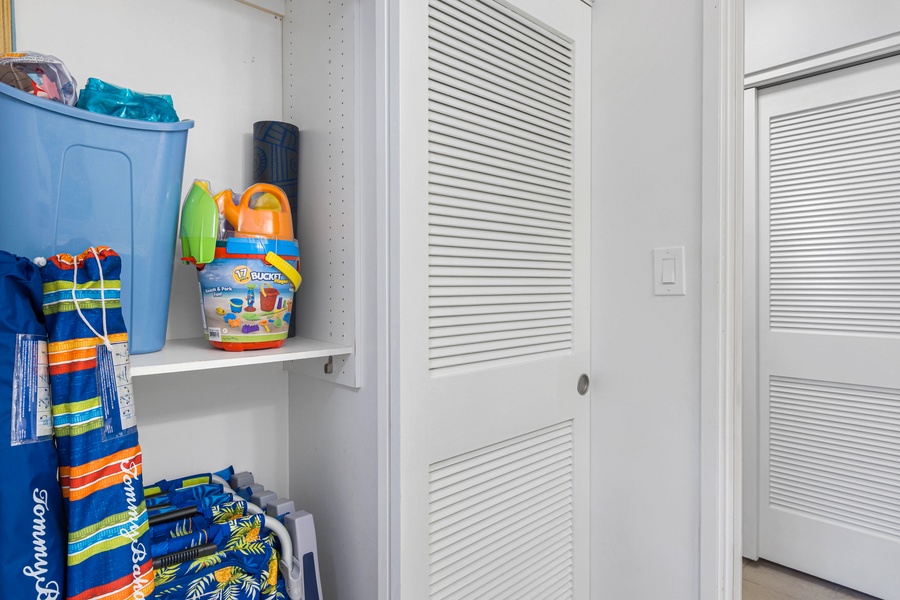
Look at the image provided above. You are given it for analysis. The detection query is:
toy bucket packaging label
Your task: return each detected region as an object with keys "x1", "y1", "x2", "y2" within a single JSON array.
[{"x1": 198, "y1": 256, "x2": 296, "y2": 345}]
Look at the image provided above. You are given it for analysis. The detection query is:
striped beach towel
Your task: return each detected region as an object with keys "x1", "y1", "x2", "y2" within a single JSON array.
[{"x1": 41, "y1": 247, "x2": 155, "y2": 600}]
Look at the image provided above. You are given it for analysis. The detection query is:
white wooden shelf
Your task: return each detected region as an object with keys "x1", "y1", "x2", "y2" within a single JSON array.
[{"x1": 131, "y1": 336, "x2": 353, "y2": 377}]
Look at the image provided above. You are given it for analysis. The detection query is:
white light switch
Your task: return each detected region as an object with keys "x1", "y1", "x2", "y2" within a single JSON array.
[
  {"x1": 654, "y1": 247, "x2": 686, "y2": 296},
  {"x1": 661, "y1": 258, "x2": 677, "y2": 285}
]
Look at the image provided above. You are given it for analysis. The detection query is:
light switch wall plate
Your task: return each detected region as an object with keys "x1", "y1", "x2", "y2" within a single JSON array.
[{"x1": 654, "y1": 246, "x2": 686, "y2": 296}]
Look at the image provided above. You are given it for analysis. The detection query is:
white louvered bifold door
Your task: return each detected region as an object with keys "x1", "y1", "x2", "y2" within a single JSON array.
[
  {"x1": 755, "y1": 55, "x2": 900, "y2": 600},
  {"x1": 392, "y1": 0, "x2": 591, "y2": 597}
]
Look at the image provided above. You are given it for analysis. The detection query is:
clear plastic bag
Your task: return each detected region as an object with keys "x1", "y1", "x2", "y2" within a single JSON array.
[
  {"x1": 0, "y1": 51, "x2": 78, "y2": 105},
  {"x1": 76, "y1": 77, "x2": 180, "y2": 123}
]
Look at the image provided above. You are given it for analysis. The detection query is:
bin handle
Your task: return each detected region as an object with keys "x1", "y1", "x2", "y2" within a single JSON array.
[{"x1": 266, "y1": 251, "x2": 301, "y2": 291}]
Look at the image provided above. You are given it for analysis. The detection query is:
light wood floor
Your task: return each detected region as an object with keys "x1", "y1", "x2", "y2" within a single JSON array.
[{"x1": 743, "y1": 559, "x2": 881, "y2": 600}]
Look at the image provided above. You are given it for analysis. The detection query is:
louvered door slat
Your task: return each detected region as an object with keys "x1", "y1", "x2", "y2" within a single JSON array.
[
  {"x1": 430, "y1": 264, "x2": 572, "y2": 276},
  {"x1": 772, "y1": 95, "x2": 900, "y2": 132},
  {"x1": 430, "y1": 206, "x2": 572, "y2": 234},
  {"x1": 432, "y1": 508, "x2": 572, "y2": 577},
  {"x1": 769, "y1": 92, "x2": 900, "y2": 338},
  {"x1": 433, "y1": 420, "x2": 571, "y2": 471},
  {"x1": 771, "y1": 116, "x2": 900, "y2": 149},
  {"x1": 429, "y1": 10, "x2": 572, "y2": 90},
  {"x1": 771, "y1": 238, "x2": 900, "y2": 253},
  {"x1": 430, "y1": 100, "x2": 572, "y2": 155},
  {"x1": 430, "y1": 146, "x2": 573, "y2": 187},
  {"x1": 772, "y1": 145, "x2": 900, "y2": 174},
  {"x1": 430, "y1": 186, "x2": 572, "y2": 218},
  {"x1": 429, "y1": 80, "x2": 571, "y2": 142},
  {"x1": 432, "y1": 320, "x2": 572, "y2": 341},
  {"x1": 771, "y1": 107, "x2": 900, "y2": 141},
  {"x1": 507, "y1": 561, "x2": 573, "y2": 600},
  {"x1": 773, "y1": 429, "x2": 900, "y2": 468},
  {"x1": 428, "y1": 51, "x2": 572, "y2": 125},
  {"x1": 771, "y1": 248, "x2": 900, "y2": 260},
  {"x1": 430, "y1": 132, "x2": 574, "y2": 178},
  {"x1": 773, "y1": 158, "x2": 900, "y2": 184},
  {"x1": 431, "y1": 343, "x2": 572, "y2": 372},
  {"x1": 772, "y1": 173, "x2": 900, "y2": 196},
  {"x1": 430, "y1": 164, "x2": 572, "y2": 205},
  {"x1": 432, "y1": 487, "x2": 573, "y2": 561},
  {"x1": 430, "y1": 244, "x2": 571, "y2": 260},
  {"x1": 430, "y1": 116, "x2": 572, "y2": 165},
  {"x1": 430, "y1": 233, "x2": 572, "y2": 257},
  {"x1": 431, "y1": 303, "x2": 572, "y2": 320},
  {"x1": 430, "y1": 254, "x2": 573, "y2": 268},
  {"x1": 430, "y1": 325, "x2": 572, "y2": 349},
  {"x1": 771, "y1": 134, "x2": 900, "y2": 160},
  {"x1": 430, "y1": 123, "x2": 572, "y2": 169},
  {"x1": 442, "y1": 0, "x2": 571, "y2": 68},
  {"x1": 430, "y1": 332, "x2": 572, "y2": 356},
  {"x1": 431, "y1": 467, "x2": 571, "y2": 526},
  {"x1": 433, "y1": 528, "x2": 572, "y2": 600},
  {"x1": 771, "y1": 460, "x2": 900, "y2": 504},
  {"x1": 771, "y1": 100, "x2": 900, "y2": 138},
  {"x1": 772, "y1": 191, "x2": 900, "y2": 211},
  {"x1": 428, "y1": 8, "x2": 571, "y2": 94},
  {"x1": 768, "y1": 376, "x2": 900, "y2": 539},
  {"x1": 429, "y1": 421, "x2": 574, "y2": 598},
  {"x1": 773, "y1": 206, "x2": 900, "y2": 225},
  {"x1": 428, "y1": 0, "x2": 574, "y2": 375},
  {"x1": 431, "y1": 295, "x2": 572, "y2": 309},
  {"x1": 430, "y1": 173, "x2": 571, "y2": 208}
]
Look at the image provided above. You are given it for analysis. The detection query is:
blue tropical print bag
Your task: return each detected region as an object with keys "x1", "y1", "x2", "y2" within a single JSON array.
[{"x1": 152, "y1": 514, "x2": 284, "y2": 600}]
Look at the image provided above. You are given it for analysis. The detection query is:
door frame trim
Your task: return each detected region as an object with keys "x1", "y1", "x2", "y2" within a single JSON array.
[
  {"x1": 745, "y1": 31, "x2": 900, "y2": 89},
  {"x1": 700, "y1": 0, "x2": 743, "y2": 598}
]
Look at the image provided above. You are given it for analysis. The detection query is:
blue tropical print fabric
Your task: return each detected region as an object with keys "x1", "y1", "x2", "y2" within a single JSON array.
[{"x1": 151, "y1": 514, "x2": 285, "y2": 600}]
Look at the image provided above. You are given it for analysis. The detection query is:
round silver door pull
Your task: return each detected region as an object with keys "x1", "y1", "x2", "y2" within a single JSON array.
[{"x1": 577, "y1": 374, "x2": 590, "y2": 396}]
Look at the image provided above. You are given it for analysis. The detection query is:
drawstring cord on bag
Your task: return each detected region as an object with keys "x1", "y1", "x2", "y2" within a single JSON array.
[{"x1": 70, "y1": 247, "x2": 114, "y2": 350}]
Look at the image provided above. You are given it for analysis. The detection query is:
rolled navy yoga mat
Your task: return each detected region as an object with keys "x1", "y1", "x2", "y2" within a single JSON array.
[{"x1": 253, "y1": 120, "x2": 300, "y2": 338}]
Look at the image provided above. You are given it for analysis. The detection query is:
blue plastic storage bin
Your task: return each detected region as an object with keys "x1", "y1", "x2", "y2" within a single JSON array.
[{"x1": 0, "y1": 83, "x2": 193, "y2": 354}]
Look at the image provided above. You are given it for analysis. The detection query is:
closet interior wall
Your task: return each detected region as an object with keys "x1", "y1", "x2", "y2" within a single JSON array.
[{"x1": 283, "y1": 0, "x2": 380, "y2": 598}]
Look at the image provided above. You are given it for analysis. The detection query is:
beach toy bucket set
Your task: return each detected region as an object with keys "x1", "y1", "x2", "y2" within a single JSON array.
[{"x1": 180, "y1": 181, "x2": 301, "y2": 352}]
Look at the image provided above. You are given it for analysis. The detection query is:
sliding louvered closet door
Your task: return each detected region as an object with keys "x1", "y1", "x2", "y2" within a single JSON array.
[
  {"x1": 754, "y1": 55, "x2": 900, "y2": 600},
  {"x1": 392, "y1": 0, "x2": 591, "y2": 597}
]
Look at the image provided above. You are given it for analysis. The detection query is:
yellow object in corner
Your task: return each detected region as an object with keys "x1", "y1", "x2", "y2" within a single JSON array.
[{"x1": 0, "y1": 1, "x2": 12, "y2": 55}]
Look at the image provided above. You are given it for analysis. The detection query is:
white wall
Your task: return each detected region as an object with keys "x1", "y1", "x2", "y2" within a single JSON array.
[
  {"x1": 135, "y1": 364, "x2": 290, "y2": 489},
  {"x1": 592, "y1": 1, "x2": 703, "y2": 598},
  {"x1": 745, "y1": 0, "x2": 900, "y2": 75},
  {"x1": 15, "y1": 0, "x2": 291, "y2": 488}
]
